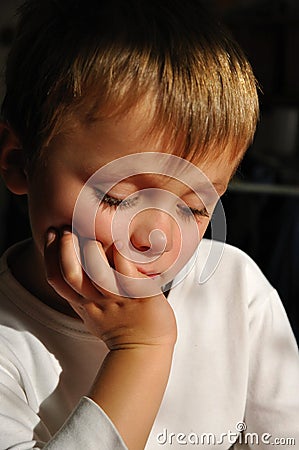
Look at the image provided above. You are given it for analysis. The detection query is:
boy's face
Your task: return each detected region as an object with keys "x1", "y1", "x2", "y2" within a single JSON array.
[{"x1": 24, "y1": 106, "x2": 234, "y2": 294}]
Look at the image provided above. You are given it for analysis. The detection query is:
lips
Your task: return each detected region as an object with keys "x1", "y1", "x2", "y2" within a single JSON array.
[{"x1": 137, "y1": 268, "x2": 161, "y2": 278}]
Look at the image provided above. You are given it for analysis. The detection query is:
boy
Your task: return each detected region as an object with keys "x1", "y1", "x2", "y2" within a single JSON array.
[{"x1": 0, "y1": 0, "x2": 298, "y2": 449}]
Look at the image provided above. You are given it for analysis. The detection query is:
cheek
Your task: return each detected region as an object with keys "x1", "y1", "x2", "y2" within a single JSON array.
[
  {"x1": 198, "y1": 218, "x2": 210, "y2": 240},
  {"x1": 28, "y1": 169, "x2": 80, "y2": 225},
  {"x1": 172, "y1": 219, "x2": 206, "y2": 265},
  {"x1": 27, "y1": 188, "x2": 79, "y2": 254}
]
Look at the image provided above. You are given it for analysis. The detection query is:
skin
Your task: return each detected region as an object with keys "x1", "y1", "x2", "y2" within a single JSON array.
[{"x1": 0, "y1": 105, "x2": 238, "y2": 449}]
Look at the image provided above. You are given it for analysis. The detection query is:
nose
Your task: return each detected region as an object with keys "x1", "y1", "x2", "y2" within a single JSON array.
[{"x1": 129, "y1": 209, "x2": 174, "y2": 254}]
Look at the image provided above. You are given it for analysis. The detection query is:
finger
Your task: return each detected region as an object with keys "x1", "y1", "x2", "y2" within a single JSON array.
[
  {"x1": 44, "y1": 229, "x2": 81, "y2": 302},
  {"x1": 59, "y1": 229, "x2": 102, "y2": 300},
  {"x1": 82, "y1": 239, "x2": 122, "y2": 297},
  {"x1": 113, "y1": 244, "x2": 162, "y2": 299}
]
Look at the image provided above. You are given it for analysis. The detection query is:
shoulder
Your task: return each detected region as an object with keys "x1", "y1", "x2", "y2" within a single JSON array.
[
  {"x1": 197, "y1": 239, "x2": 271, "y2": 285},
  {"x1": 179, "y1": 239, "x2": 276, "y2": 310}
]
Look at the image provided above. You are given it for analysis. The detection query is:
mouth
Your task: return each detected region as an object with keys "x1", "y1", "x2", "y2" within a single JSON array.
[{"x1": 137, "y1": 268, "x2": 161, "y2": 278}]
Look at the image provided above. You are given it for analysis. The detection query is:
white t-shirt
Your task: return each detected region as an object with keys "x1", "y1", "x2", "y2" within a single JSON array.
[{"x1": 0, "y1": 239, "x2": 298, "y2": 449}]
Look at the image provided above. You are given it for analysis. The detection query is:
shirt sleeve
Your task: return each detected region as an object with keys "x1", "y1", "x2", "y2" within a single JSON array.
[
  {"x1": 44, "y1": 397, "x2": 128, "y2": 450},
  {"x1": 240, "y1": 289, "x2": 299, "y2": 449},
  {"x1": 0, "y1": 344, "x2": 127, "y2": 450}
]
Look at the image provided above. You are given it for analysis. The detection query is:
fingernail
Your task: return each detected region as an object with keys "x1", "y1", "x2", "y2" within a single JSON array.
[
  {"x1": 62, "y1": 226, "x2": 72, "y2": 236},
  {"x1": 46, "y1": 229, "x2": 56, "y2": 245}
]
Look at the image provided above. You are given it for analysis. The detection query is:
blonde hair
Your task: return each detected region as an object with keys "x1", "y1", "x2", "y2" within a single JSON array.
[{"x1": 1, "y1": 0, "x2": 259, "y2": 165}]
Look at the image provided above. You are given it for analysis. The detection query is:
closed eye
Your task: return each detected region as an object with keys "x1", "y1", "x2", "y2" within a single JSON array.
[
  {"x1": 94, "y1": 189, "x2": 138, "y2": 210},
  {"x1": 94, "y1": 188, "x2": 210, "y2": 220},
  {"x1": 177, "y1": 204, "x2": 210, "y2": 221}
]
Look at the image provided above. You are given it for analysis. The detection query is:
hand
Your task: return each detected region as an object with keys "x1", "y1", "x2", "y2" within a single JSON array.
[
  {"x1": 44, "y1": 228, "x2": 177, "y2": 449},
  {"x1": 44, "y1": 228, "x2": 177, "y2": 349}
]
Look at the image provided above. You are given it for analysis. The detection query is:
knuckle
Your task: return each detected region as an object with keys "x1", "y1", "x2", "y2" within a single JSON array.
[{"x1": 63, "y1": 268, "x2": 80, "y2": 286}]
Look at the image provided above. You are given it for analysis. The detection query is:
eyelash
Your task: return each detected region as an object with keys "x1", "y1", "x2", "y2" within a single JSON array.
[
  {"x1": 94, "y1": 189, "x2": 210, "y2": 220},
  {"x1": 94, "y1": 189, "x2": 138, "y2": 210},
  {"x1": 177, "y1": 204, "x2": 210, "y2": 220}
]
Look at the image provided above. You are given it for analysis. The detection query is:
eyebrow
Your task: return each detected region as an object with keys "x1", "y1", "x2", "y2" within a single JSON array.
[
  {"x1": 212, "y1": 182, "x2": 227, "y2": 192},
  {"x1": 93, "y1": 179, "x2": 227, "y2": 203},
  {"x1": 186, "y1": 181, "x2": 227, "y2": 193}
]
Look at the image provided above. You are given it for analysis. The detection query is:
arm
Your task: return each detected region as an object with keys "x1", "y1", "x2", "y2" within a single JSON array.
[
  {"x1": 44, "y1": 230, "x2": 177, "y2": 450},
  {"x1": 90, "y1": 345, "x2": 174, "y2": 449},
  {"x1": 242, "y1": 289, "x2": 299, "y2": 449}
]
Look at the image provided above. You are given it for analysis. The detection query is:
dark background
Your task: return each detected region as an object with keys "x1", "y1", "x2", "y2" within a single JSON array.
[
  {"x1": 0, "y1": 0, "x2": 298, "y2": 341},
  {"x1": 213, "y1": 0, "x2": 299, "y2": 341}
]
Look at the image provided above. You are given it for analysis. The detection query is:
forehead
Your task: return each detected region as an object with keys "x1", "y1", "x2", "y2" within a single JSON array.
[
  {"x1": 71, "y1": 98, "x2": 240, "y2": 144},
  {"x1": 47, "y1": 103, "x2": 240, "y2": 190}
]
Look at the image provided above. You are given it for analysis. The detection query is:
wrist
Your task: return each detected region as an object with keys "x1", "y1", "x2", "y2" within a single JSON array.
[{"x1": 90, "y1": 343, "x2": 174, "y2": 449}]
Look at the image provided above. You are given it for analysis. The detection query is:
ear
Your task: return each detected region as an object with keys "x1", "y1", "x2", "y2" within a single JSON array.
[{"x1": 0, "y1": 122, "x2": 28, "y2": 195}]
